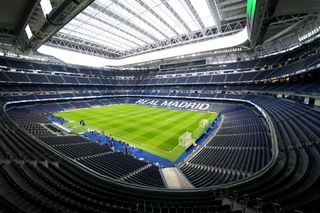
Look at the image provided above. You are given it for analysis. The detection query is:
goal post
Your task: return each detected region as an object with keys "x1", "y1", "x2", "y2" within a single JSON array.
[
  {"x1": 199, "y1": 119, "x2": 209, "y2": 129},
  {"x1": 179, "y1": 131, "x2": 193, "y2": 148}
]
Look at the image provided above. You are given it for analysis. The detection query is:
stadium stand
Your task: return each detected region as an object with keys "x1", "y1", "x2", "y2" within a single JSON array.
[
  {"x1": 180, "y1": 104, "x2": 272, "y2": 187},
  {"x1": 0, "y1": 0, "x2": 320, "y2": 212}
]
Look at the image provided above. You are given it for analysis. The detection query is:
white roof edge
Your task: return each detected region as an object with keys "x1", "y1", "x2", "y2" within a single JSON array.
[{"x1": 37, "y1": 27, "x2": 248, "y2": 68}]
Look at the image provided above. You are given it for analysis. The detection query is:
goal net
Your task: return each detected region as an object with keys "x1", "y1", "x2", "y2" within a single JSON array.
[
  {"x1": 199, "y1": 119, "x2": 210, "y2": 129},
  {"x1": 179, "y1": 131, "x2": 193, "y2": 148}
]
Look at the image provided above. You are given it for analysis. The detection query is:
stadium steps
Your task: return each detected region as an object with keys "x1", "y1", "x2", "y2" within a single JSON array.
[
  {"x1": 75, "y1": 151, "x2": 113, "y2": 160},
  {"x1": 161, "y1": 167, "x2": 194, "y2": 189},
  {"x1": 120, "y1": 164, "x2": 152, "y2": 181},
  {"x1": 51, "y1": 141, "x2": 92, "y2": 147}
]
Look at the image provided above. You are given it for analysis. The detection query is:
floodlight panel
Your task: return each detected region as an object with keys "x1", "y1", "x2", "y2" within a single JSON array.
[
  {"x1": 40, "y1": 0, "x2": 53, "y2": 16},
  {"x1": 25, "y1": 24, "x2": 33, "y2": 39}
]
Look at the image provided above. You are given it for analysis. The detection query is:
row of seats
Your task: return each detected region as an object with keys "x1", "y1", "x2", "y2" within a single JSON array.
[
  {"x1": 180, "y1": 105, "x2": 272, "y2": 187},
  {"x1": 7, "y1": 112, "x2": 166, "y2": 188},
  {"x1": 0, "y1": 47, "x2": 319, "y2": 87},
  {"x1": 2, "y1": 92, "x2": 320, "y2": 212}
]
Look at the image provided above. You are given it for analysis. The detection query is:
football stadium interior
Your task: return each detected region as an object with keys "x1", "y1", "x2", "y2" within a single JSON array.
[{"x1": 0, "y1": 0, "x2": 320, "y2": 212}]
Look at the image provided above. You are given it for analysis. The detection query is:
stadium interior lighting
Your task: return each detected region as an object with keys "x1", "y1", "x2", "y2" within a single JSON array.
[
  {"x1": 40, "y1": 0, "x2": 53, "y2": 16},
  {"x1": 298, "y1": 26, "x2": 320, "y2": 42},
  {"x1": 25, "y1": 24, "x2": 33, "y2": 39},
  {"x1": 38, "y1": 28, "x2": 248, "y2": 67}
]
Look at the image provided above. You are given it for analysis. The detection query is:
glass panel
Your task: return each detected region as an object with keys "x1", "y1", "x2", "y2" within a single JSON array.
[
  {"x1": 151, "y1": 2, "x2": 188, "y2": 34},
  {"x1": 116, "y1": 0, "x2": 166, "y2": 40},
  {"x1": 167, "y1": 0, "x2": 201, "y2": 31},
  {"x1": 190, "y1": 0, "x2": 215, "y2": 28}
]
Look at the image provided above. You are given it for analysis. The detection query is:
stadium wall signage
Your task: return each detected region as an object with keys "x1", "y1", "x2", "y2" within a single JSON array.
[{"x1": 135, "y1": 99, "x2": 210, "y2": 111}]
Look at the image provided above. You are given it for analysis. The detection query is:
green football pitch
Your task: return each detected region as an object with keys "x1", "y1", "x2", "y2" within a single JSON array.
[{"x1": 54, "y1": 104, "x2": 217, "y2": 162}]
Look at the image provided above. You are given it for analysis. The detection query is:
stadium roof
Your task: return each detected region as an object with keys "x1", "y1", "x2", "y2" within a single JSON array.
[
  {"x1": 48, "y1": 0, "x2": 247, "y2": 58},
  {"x1": 37, "y1": 0, "x2": 250, "y2": 67},
  {"x1": 0, "y1": 0, "x2": 319, "y2": 67}
]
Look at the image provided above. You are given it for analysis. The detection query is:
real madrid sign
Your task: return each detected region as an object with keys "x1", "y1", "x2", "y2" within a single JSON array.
[{"x1": 135, "y1": 99, "x2": 210, "y2": 111}]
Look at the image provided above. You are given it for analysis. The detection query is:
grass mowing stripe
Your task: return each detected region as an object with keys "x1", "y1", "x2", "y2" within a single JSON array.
[
  {"x1": 54, "y1": 104, "x2": 218, "y2": 161},
  {"x1": 142, "y1": 112, "x2": 205, "y2": 149}
]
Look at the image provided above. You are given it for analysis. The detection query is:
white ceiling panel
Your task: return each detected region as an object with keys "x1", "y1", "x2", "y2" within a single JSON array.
[
  {"x1": 50, "y1": 0, "x2": 247, "y2": 57},
  {"x1": 190, "y1": 0, "x2": 215, "y2": 28},
  {"x1": 167, "y1": 0, "x2": 200, "y2": 31}
]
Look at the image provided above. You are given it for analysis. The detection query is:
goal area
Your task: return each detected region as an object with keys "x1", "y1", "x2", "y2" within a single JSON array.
[
  {"x1": 199, "y1": 119, "x2": 209, "y2": 129},
  {"x1": 179, "y1": 119, "x2": 211, "y2": 149},
  {"x1": 179, "y1": 132, "x2": 193, "y2": 148}
]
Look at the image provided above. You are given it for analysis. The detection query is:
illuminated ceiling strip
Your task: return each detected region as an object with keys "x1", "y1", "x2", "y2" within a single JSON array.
[
  {"x1": 160, "y1": 0, "x2": 192, "y2": 33},
  {"x1": 206, "y1": 0, "x2": 221, "y2": 31},
  {"x1": 135, "y1": 0, "x2": 179, "y2": 36},
  {"x1": 38, "y1": 28, "x2": 248, "y2": 67},
  {"x1": 90, "y1": 2, "x2": 159, "y2": 42},
  {"x1": 184, "y1": 0, "x2": 206, "y2": 30},
  {"x1": 109, "y1": 0, "x2": 169, "y2": 39}
]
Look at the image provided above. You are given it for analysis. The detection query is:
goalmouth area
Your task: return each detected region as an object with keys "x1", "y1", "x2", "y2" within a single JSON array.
[{"x1": 54, "y1": 104, "x2": 218, "y2": 162}]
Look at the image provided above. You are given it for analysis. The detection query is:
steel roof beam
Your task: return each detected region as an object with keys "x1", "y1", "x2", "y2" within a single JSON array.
[
  {"x1": 78, "y1": 12, "x2": 143, "y2": 48},
  {"x1": 219, "y1": 0, "x2": 243, "y2": 7},
  {"x1": 135, "y1": 0, "x2": 180, "y2": 36},
  {"x1": 27, "y1": 0, "x2": 95, "y2": 50},
  {"x1": 81, "y1": 11, "x2": 147, "y2": 46},
  {"x1": 48, "y1": 33, "x2": 121, "y2": 58},
  {"x1": 223, "y1": 13, "x2": 246, "y2": 21},
  {"x1": 184, "y1": 0, "x2": 206, "y2": 31},
  {"x1": 90, "y1": 2, "x2": 159, "y2": 42},
  {"x1": 220, "y1": 3, "x2": 246, "y2": 12},
  {"x1": 108, "y1": 0, "x2": 169, "y2": 39},
  {"x1": 160, "y1": 0, "x2": 192, "y2": 33},
  {"x1": 16, "y1": 0, "x2": 41, "y2": 37},
  {"x1": 64, "y1": 20, "x2": 137, "y2": 49},
  {"x1": 60, "y1": 24, "x2": 133, "y2": 50},
  {"x1": 207, "y1": 0, "x2": 222, "y2": 32}
]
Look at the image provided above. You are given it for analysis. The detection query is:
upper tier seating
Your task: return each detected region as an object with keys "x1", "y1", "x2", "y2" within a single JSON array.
[
  {"x1": 0, "y1": 41, "x2": 319, "y2": 212},
  {"x1": 0, "y1": 43, "x2": 319, "y2": 87}
]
